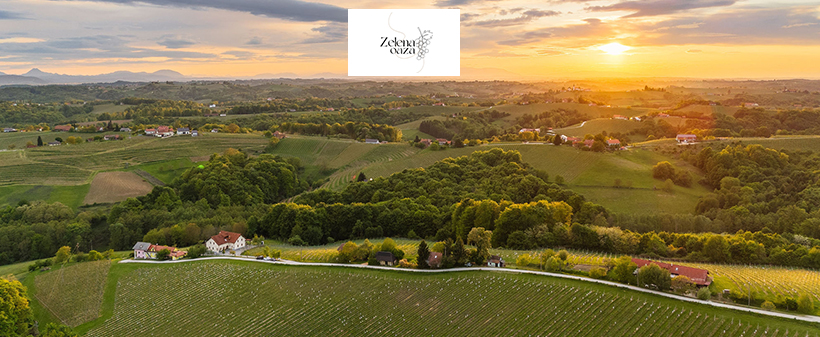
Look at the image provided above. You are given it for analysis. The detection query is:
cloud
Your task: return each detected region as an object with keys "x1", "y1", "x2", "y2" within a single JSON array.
[
  {"x1": 157, "y1": 35, "x2": 196, "y2": 49},
  {"x1": 461, "y1": 13, "x2": 480, "y2": 22},
  {"x1": 0, "y1": 37, "x2": 44, "y2": 44},
  {"x1": 587, "y1": 0, "x2": 737, "y2": 18},
  {"x1": 466, "y1": 8, "x2": 561, "y2": 27},
  {"x1": 497, "y1": 18, "x2": 605, "y2": 45},
  {"x1": 473, "y1": 50, "x2": 528, "y2": 57},
  {"x1": 245, "y1": 36, "x2": 263, "y2": 45},
  {"x1": 636, "y1": 7, "x2": 820, "y2": 45},
  {"x1": 0, "y1": 35, "x2": 216, "y2": 62},
  {"x1": 435, "y1": 0, "x2": 504, "y2": 7},
  {"x1": 302, "y1": 22, "x2": 347, "y2": 44},
  {"x1": 0, "y1": 10, "x2": 25, "y2": 20},
  {"x1": 686, "y1": 49, "x2": 702, "y2": 53},
  {"x1": 222, "y1": 50, "x2": 256, "y2": 60},
  {"x1": 55, "y1": 0, "x2": 347, "y2": 22}
]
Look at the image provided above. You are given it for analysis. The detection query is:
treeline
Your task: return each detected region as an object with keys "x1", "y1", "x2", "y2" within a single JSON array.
[
  {"x1": 276, "y1": 121, "x2": 402, "y2": 142},
  {"x1": 98, "y1": 100, "x2": 210, "y2": 120},
  {"x1": 229, "y1": 97, "x2": 356, "y2": 114},
  {"x1": 516, "y1": 108, "x2": 589, "y2": 130},
  {"x1": 418, "y1": 110, "x2": 509, "y2": 140},
  {"x1": 0, "y1": 101, "x2": 93, "y2": 125}
]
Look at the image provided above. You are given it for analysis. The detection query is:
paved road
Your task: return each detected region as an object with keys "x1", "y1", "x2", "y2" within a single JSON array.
[{"x1": 121, "y1": 256, "x2": 820, "y2": 324}]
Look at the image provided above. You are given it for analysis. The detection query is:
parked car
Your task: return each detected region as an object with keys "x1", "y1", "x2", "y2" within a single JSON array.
[{"x1": 256, "y1": 255, "x2": 264, "y2": 260}]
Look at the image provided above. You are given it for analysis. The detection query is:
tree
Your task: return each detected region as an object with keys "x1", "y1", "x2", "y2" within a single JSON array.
[
  {"x1": 357, "y1": 172, "x2": 367, "y2": 182},
  {"x1": 704, "y1": 235, "x2": 730, "y2": 262},
  {"x1": 697, "y1": 287, "x2": 711, "y2": 300},
  {"x1": 671, "y1": 275, "x2": 695, "y2": 294},
  {"x1": 86, "y1": 250, "x2": 104, "y2": 261},
  {"x1": 417, "y1": 240, "x2": 430, "y2": 269},
  {"x1": 156, "y1": 249, "x2": 171, "y2": 260},
  {"x1": 557, "y1": 250, "x2": 569, "y2": 261},
  {"x1": 761, "y1": 301, "x2": 776, "y2": 311},
  {"x1": 554, "y1": 175, "x2": 565, "y2": 185},
  {"x1": 55, "y1": 137, "x2": 63, "y2": 143},
  {"x1": 505, "y1": 231, "x2": 529, "y2": 249},
  {"x1": 797, "y1": 293, "x2": 814, "y2": 314},
  {"x1": 552, "y1": 135, "x2": 563, "y2": 146},
  {"x1": 7, "y1": 144, "x2": 15, "y2": 150},
  {"x1": 545, "y1": 256, "x2": 563, "y2": 271},
  {"x1": 516, "y1": 254, "x2": 532, "y2": 267},
  {"x1": 608, "y1": 256, "x2": 637, "y2": 284},
  {"x1": 452, "y1": 237, "x2": 466, "y2": 265},
  {"x1": 652, "y1": 161, "x2": 676, "y2": 180},
  {"x1": 226, "y1": 123, "x2": 240, "y2": 133},
  {"x1": 637, "y1": 263, "x2": 671, "y2": 290},
  {"x1": 589, "y1": 267, "x2": 607, "y2": 279},
  {"x1": 539, "y1": 249, "x2": 555, "y2": 270},
  {"x1": 187, "y1": 244, "x2": 207, "y2": 259},
  {"x1": 37, "y1": 136, "x2": 43, "y2": 147},
  {"x1": 0, "y1": 278, "x2": 33, "y2": 336},
  {"x1": 467, "y1": 227, "x2": 492, "y2": 264},
  {"x1": 54, "y1": 246, "x2": 71, "y2": 263},
  {"x1": 338, "y1": 241, "x2": 359, "y2": 263},
  {"x1": 40, "y1": 323, "x2": 78, "y2": 337}
]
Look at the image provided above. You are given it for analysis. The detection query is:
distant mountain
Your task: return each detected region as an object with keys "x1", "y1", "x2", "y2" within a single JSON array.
[
  {"x1": 18, "y1": 68, "x2": 187, "y2": 84},
  {"x1": 0, "y1": 75, "x2": 47, "y2": 85}
]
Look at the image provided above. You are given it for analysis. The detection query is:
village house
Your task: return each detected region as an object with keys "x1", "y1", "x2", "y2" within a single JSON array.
[
  {"x1": 375, "y1": 251, "x2": 397, "y2": 266},
  {"x1": 419, "y1": 139, "x2": 432, "y2": 147},
  {"x1": 272, "y1": 131, "x2": 286, "y2": 139},
  {"x1": 487, "y1": 255, "x2": 505, "y2": 267},
  {"x1": 3, "y1": 128, "x2": 17, "y2": 133},
  {"x1": 156, "y1": 126, "x2": 174, "y2": 138},
  {"x1": 191, "y1": 130, "x2": 199, "y2": 137},
  {"x1": 633, "y1": 258, "x2": 711, "y2": 286},
  {"x1": 177, "y1": 127, "x2": 191, "y2": 135},
  {"x1": 365, "y1": 138, "x2": 380, "y2": 144},
  {"x1": 583, "y1": 139, "x2": 594, "y2": 148},
  {"x1": 612, "y1": 115, "x2": 627, "y2": 120},
  {"x1": 53, "y1": 125, "x2": 72, "y2": 132},
  {"x1": 519, "y1": 128, "x2": 541, "y2": 134},
  {"x1": 103, "y1": 134, "x2": 121, "y2": 141},
  {"x1": 744, "y1": 103, "x2": 759, "y2": 108},
  {"x1": 427, "y1": 252, "x2": 442, "y2": 268},
  {"x1": 658, "y1": 113, "x2": 670, "y2": 118},
  {"x1": 676, "y1": 134, "x2": 697, "y2": 144},
  {"x1": 205, "y1": 230, "x2": 246, "y2": 253},
  {"x1": 211, "y1": 129, "x2": 219, "y2": 133},
  {"x1": 144, "y1": 128, "x2": 157, "y2": 136},
  {"x1": 606, "y1": 139, "x2": 621, "y2": 147},
  {"x1": 119, "y1": 127, "x2": 132, "y2": 132},
  {"x1": 436, "y1": 138, "x2": 450, "y2": 146},
  {"x1": 47, "y1": 141, "x2": 61, "y2": 146},
  {"x1": 132, "y1": 242, "x2": 187, "y2": 260}
]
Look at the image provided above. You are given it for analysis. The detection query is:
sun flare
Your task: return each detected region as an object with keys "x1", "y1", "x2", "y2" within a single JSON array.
[{"x1": 597, "y1": 42, "x2": 631, "y2": 55}]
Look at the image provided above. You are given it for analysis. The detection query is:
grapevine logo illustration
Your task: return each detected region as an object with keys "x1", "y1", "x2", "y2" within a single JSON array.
[
  {"x1": 380, "y1": 12, "x2": 432, "y2": 73},
  {"x1": 348, "y1": 9, "x2": 459, "y2": 77}
]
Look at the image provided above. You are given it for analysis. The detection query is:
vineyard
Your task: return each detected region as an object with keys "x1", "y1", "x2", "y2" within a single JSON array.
[
  {"x1": 85, "y1": 261, "x2": 819, "y2": 336},
  {"x1": 34, "y1": 260, "x2": 111, "y2": 327},
  {"x1": 684, "y1": 263, "x2": 820, "y2": 303}
]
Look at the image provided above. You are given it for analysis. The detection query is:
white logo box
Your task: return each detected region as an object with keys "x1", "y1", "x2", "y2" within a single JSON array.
[{"x1": 348, "y1": 9, "x2": 460, "y2": 77}]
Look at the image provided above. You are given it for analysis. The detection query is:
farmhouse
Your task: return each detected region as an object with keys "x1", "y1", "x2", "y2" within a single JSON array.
[
  {"x1": 744, "y1": 103, "x2": 759, "y2": 108},
  {"x1": 487, "y1": 255, "x2": 505, "y2": 267},
  {"x1": 144, "y1": 128, "x2": 156, "y2": 135},
  {"x1": 658, "y1": 113, "x2": 670, "y2": 118},
  {"x1": 420, "y1": 139, "x2": 432, "y2": 147},
  {"x1": 272, "y1": 131, "x2": 286, "y2": 139},
  {"x1": 47, "y1": 141, "x2": 61, "y2": 146},
  {"x1": 606, "y1": 139, "x2": 621, "y2": 147},
  {"x1": 676, "y1": 134, "x2": 697, "y2": 144},
  {"x1": 3, "y1": 127, "x2": 17, "y2": 133},
  {"x1": 633, "y1": 258, "x2": 711, "y2": 286},
  {"x1": 132, "y1": 242, "x2": 187, "y2": 260},
  {"x1": 375, "y1": 251, "x2": 397, "y2": 266},
  {"x1": 583, "y1": 139, "x2": 594, "y2": 148},
  {"x1": 103, "y1": 134, "x2": 121, "y2": 141},
  {"x1": 365, "y1": 138, "x2": 380, "y2": 144},
  {"x1": 519, "y1": 128, "x2": 541, "y2": 134},
  {"x1": 612, "y1": 115, "x2": 627, "y2": 120},
  {"x1": 211, "y1": 129, "x2": 219, "y2": 133},
  {"x1": 156, "y1": 126, "x2": 174, "y2": 138},
  {"x1": 205, "y1": 230, "x2": 246, "y2": 253},
  {"x1": 427, "y1": 252, "x2": 442, "y2": 268},
  {"x1": 119, "y1": 127, "x2": 131, "y2": 132},
  {"x1": 192, "y1": 130, "x2": 199, "y2": 137},
  {"x1": 177, "y1": 127, "x2": 191, "y2": 135},
  {"x1": 53, "y1": 125, "x2": 72, "y2": 132},
  {"x1": 436, "y1": 138, "x2": 450, "y2": 146}
]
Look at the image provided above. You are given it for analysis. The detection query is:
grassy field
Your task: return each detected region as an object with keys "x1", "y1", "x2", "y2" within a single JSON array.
[
  {"x1": 34, "y1": 260, "x2": 111, "y2": 327},
  {"x1": 83, "y1": 172, "x2": 153, "y2": 205},
  {"x1": 74, "y1": 260, "x2": 819, "y2": 336},
  {"x1": 555, "y1": 118, "x2": 642, "y2": 138},
  {"x1": 90, "y1": 103, "x2": 132, "y2": 114},
  {"x1": 0, "y1": 184, "x2": 90, "y2": 209}
]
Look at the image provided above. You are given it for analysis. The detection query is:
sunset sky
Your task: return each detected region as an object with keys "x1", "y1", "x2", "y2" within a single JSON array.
[{"x1": 1, "y1": 0, "x2": 819, "y2": 79}]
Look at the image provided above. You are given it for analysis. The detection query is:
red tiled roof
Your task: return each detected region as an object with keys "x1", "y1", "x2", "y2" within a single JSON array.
[
  {"x1": 607, "y1": 139, "x2": 621, "y2": 145},
  {"x1": 633, "y1": 258, "x2": 711, "y2": 286},
  {"x1": 428, "y1": 252, "x2": 442, "y2": 266},
  {"x1": 211, "y1": 231, "x2": 243, "y2": 245},
  {"x1": 148, "y1": 244, "x2": 178, "y2": 253}
]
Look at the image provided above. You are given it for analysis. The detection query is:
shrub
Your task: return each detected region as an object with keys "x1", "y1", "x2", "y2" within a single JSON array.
[
  {"x1": 288, "y1": 235, "x2": 306, "y2": 246},
  {"x1": 589, "y1": 267, "x2": 607, "y2": 279},
  {"x1": 515, "y1": 254, "x2": 532, "y2": 267},
  {"x1": 797, "y1": 293, "x2": 814, "y2": 314},
  {"x1": 761, "y1": 301, "x2": 776, "y2": 311},
  {"x1": 697, "y1": 288, "x2": 711, "y2": 300},
  {"x1": 557, "y1": 250, "x2": 569, "y2": 261}
]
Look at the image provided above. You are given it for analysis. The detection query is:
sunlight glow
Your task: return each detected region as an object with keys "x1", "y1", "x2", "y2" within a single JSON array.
[{"x1": 597, "y1": 42, "x2": 631, "y2": 55}]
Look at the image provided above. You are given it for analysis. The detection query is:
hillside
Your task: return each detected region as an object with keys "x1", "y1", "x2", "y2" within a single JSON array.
[{"x1": 31, "y1": 260, "x2": 811, "y2": 335}]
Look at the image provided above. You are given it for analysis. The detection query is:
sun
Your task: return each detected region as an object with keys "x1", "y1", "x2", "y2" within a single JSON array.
[{"x1": 597, "y1": 42, "x2": 631, "y2": 55}]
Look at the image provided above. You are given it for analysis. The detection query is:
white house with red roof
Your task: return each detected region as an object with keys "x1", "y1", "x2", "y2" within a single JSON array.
[
  {"x1": 633, "y1": 258, "x2": 712, "y2": 286},
  {"x1": 206, "y1": 231, "x2": 246, "y2": 253}
]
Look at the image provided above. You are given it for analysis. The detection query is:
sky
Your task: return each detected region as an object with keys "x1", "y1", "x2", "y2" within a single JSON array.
[{"x1": 0, "y1": 0, "x2": 819, "y2": 79}]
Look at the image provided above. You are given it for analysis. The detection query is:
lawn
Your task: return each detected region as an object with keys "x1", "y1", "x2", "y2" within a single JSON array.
[{"x1": 74, "y1": 260, "x2": 819, "y2": 336}]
